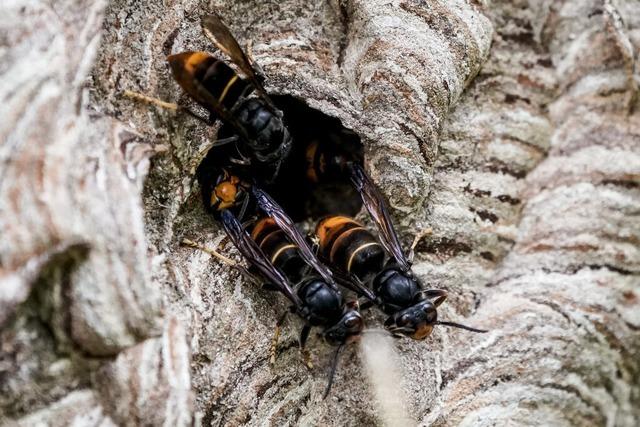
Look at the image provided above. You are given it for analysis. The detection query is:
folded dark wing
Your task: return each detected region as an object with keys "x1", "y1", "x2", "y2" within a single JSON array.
[
  {"x1": 221, "y1": 210, "x2": 303, "y2": 308},
  {"x1": 201, "y1": 13, "x2": 278, "y2": 113},
  {"x1": 252, "y1": 187, "x2": 339, "y2": 291},
  {"x1": 349, "y1": 163, "x2": 411, "y2": 271},
  {"x1": 331, "y1": 269, "x2": 377, "y2": 302}
]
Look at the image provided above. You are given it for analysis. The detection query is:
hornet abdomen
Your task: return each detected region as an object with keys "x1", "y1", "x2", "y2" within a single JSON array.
[
  {"x1": 251, "y1": 217, "x2": 306, "y2": 282},
  {"x1": 315, "y1": 216, "x2": 385, "y2": 279},
  {"x1": 169, "y1": 51, "x2": 250, "y2": 109}
]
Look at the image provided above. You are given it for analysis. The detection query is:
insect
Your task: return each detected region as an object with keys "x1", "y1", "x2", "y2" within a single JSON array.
[
  {"x1": 248, "y1": 188, "x2": 370, "y2": 396},
  {"x1": 302, "y1": 130, "x2": 363, "y2": 186},
  {"x1": 126, "y1": 13, "x2": 292, "y2": 218},
  {"x1": 285, "y1": 130, "x2": 364, "y2": 220},
  {"x1": 184, "y1": 204, "x2": 364, "y2": 397},
  {"x1": 255, "y1": 165, "x2": 488, "y2": 340}
]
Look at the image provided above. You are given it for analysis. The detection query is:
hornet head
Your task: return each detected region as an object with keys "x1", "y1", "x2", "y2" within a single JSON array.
[
  {"x1": 383, "y1": 289, "x2": 488, "y2": 339},
  {"x1": 322, "y1": 301, "x2": 364, "y2": 346}
]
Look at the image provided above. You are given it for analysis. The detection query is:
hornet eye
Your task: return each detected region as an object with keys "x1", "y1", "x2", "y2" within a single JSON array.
[
  {"x1": 345, "y1": 317, "x2": 360, "y2": 328},
  {"x1": 399, "y1": 314, "x2": 411, "y2": 326}
]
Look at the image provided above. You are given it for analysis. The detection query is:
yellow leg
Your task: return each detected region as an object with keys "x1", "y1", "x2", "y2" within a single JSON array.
[
  {"x1": 180, "y1": 238, "x2": 237, "y2": 266},
  {"x1": 123, "y1": 89, "x2": 211, "y2": 125},
  {"x1": 182, "y1": 238, "x2": 262, "y2": 287},
  {"x1": 301, "y1": 348, "x2": 314, "y2": 370},
  {"x1": 269, "y1": 324, "x2": 282, "y2": 365},
  {"x1": 410, "y1": 227, "x2": 433, "y2": 253},
  {"x1": 122, "y1": 90, "x2": 179, "y2": 111},
  {"x1": 269, "y1": 312, "x2": 288, "y2": 366},
  {"x1": 245, "y1": 40, "x2": 255, "y2": 65},
  {"x1": 409, "y1": 227, "x2": 433, "y2": 263}
]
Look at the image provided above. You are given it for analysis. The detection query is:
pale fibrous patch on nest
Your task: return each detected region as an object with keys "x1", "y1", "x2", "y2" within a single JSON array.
[{"x1": 359, "y1": 332, "x2": 416, "y2": 427}]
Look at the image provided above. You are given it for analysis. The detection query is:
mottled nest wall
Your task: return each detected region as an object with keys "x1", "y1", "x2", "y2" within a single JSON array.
[{"x1": 1, "y1": 0, "x2": 639, "y2": 426}]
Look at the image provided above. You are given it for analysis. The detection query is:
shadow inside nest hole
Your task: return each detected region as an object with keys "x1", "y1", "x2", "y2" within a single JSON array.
[{"x1": 214, "y1": 94, "x2": 364, "y2": 223}]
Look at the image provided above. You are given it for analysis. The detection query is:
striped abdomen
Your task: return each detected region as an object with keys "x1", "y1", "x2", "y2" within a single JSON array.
[
  {"x1": 315, "y1": 216, "x2": 385, "y2": 279},
  {"x1": 304, "y1": 140, "x2": 352, "y2": 183},
  {"x1": 251, "y1": 218, "x2": 306, "y2": 282},
  {"x1": 169, "y1": 51, "x2": 250, "y2": 110}
]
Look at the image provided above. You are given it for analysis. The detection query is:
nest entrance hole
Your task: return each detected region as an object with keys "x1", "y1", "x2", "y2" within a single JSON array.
[{"x1": 268, "y1": 95, "x2": 363, "y2": 222}]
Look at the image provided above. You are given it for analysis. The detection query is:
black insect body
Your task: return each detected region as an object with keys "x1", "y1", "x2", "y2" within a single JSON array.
[
  {"x1": 281, "y1": 129, "x2": 364, "y2": 221},
  {"x1": 220, "y1": 208, "x2": 363, "y2": 397},
  {"x1": 170, "y1": 15, "x2": 292, "y2": 186},
  {"x1": 257, "y1": 165, "x2": 487, "y2": 340},
  {"x1": 314, "y1": 215, "x2": 386, "y2": 282},
  {"x1": 296, "y1": 279, "x2": 362, "y2": 347},
  {"x1": 127, "y1": 13, "x2": 293, "y2": 219},
  {"x1": 302, "y1": 132, "x2": 363, "y2": 186},
  {"x1": 250, "y1": 215, "x2": 362, "y2": 345},
  {"x1": 345, "y1": 164, "x2": 487, "y2": 338},
  {"x1": 314, "y1": 215, "x2": 446, "y2": 339}
]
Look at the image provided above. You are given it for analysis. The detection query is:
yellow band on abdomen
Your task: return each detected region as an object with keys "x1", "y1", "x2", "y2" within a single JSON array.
[
  {"x1": 218, "y1": 74, "x2": 239, "y2": 103},
  {"x1": 271, "y1": 244, "x2": 297, "y2": 264},
  {"x1": 347, "y1": 242, "x2": 381, "y2": 273}
]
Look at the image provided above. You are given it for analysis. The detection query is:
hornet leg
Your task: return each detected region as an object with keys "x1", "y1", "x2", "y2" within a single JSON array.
[
  {"x1": 123, "y1": 90, "x2": 212, "y2": 124},
  {"x1": 299, "y1": 325, "x2": 313, "y2": 370},
  {"x1": 180, "y1": 238, "x2": 259, "y2": 285},
  {"x1": 269, "y1": 311, "x2": 289, "y2": 365},
  {"x1": 408, "y1": 227, "x2": 433, "y2": 263}
]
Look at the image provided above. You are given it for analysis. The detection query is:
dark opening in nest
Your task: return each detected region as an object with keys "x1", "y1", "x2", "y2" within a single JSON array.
[
  {"x1": 215, "y1": 95, "x2": 364, "y2": 222},
  {"x1": 268, "y1": 95, "x2": 363, "y2": 222}
]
